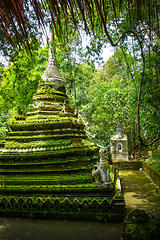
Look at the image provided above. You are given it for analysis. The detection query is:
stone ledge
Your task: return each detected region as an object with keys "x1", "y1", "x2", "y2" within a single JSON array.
[
  {"x1": 113, "y1": 161, "x2": 142, "y2": 170},
  {"x1": 143, "y1": 161, "x2": 160, "y2": 187},
  {"x1": 0, "y1": 196, "x2": 125, "y2": 222}
]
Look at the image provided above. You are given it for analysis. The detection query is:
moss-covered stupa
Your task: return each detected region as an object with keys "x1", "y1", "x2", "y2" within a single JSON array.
[
  {"x1": 0, "y1": 36, "x2": 98, "y2": 161},
  {"x1": 0, "y1": 38, "x2": 125, "y2": 222}
]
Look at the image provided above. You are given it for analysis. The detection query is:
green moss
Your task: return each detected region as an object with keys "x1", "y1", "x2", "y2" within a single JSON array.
[
  {"x1": 10, "y1": 116, "x2": 85, "y2": 132},
  {"x1": 8, "y1": 129, "x2": 85, "y2": 136},
  {"x1": 33, "y1": 94, "x2": 67, "y2": 102},
  {"x1": 35, "y1": 86, "x2": 67, "y2": 97},
  {"x1": 15, "y1": 115, "x2": 26, "y2": 120},
  {"x1": 26, "y1": 115, "x2": 48, "y2": 120},
  {"x1": 0, "y1": 145, "x2": 98, "y2": 162},
  {"x1": 4, "y1": 139, "x2": 72, "y2": 149},
  {"x1": 5, "y1": 132, "x2": 86, "y2": 143},
  {"x1": 0, "y1": 141, "x2": 5, "y2": 148}
]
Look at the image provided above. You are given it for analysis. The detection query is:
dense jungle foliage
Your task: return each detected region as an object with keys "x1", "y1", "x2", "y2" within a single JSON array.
[
  {"x1": 0, "y1": 0, "x2": 159, "y2": 167},
  {"x1": 0, "y1": 41, "x2": 159, "y2": 164}
]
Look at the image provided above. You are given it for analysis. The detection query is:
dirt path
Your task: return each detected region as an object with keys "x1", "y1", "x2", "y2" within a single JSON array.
[
  {"x1": 120, "y1": 170, "x2": 160, "y2": 218},
  {"x1": 0, "y1": 217, "x2": 122, "y2": 240}
]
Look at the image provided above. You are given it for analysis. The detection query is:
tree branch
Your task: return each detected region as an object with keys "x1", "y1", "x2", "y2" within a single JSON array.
[{"x1": 119, "y1": 45, "x2": 134, "y2": 81}]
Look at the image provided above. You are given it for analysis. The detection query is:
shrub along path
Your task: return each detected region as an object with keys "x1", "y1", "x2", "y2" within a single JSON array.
[{"x1": 120, "y1": 170, "x2": 160, "y2": 219}]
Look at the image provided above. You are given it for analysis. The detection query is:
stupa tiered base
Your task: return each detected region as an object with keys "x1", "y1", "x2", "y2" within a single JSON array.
[{"x1": 0, "y1": 163, "x2": 125, "y2": 222}]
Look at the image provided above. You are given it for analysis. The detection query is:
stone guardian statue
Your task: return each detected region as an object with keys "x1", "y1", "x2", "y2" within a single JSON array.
[{"x1": 92, "y1": 147, "x2": 111, "y2": 184}]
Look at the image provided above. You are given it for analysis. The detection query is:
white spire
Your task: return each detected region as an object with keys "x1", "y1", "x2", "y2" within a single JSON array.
[
  {"x1": 41, "y1": 32, "x2": 65, "y2": 89},
  {"x1": 48, "y1": 31, "x2": 56, "y2": 66},
  {"x1": 116, "y1": 120, "x2": 122, "y2": 136},
  {"x1": 48, "y1": 44, "x2": 56, "y2": 66}
]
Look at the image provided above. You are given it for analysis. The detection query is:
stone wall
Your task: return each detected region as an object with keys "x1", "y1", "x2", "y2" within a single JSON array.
[
  {"x1": 0, "y1": 195, "x2": 125, "y2": 222},
  {"x1": 113, "y1": 161, "x2": 142, "y2": 170},
  {"x1": 143, "y1": 162, "x2": 160, "y2": 187}
]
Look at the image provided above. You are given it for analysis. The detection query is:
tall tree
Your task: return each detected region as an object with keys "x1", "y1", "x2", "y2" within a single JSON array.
[{"x1": 0, "y1": 40, "x2": 48, "y2": 116}]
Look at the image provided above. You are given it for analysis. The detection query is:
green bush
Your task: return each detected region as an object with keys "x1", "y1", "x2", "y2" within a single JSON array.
[{"x1": 123, "y1": 209, "x2": 160, "y2": 240}]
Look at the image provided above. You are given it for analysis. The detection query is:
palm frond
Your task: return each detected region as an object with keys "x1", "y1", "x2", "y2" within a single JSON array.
[{"x1": 0, "y1": 0, "x2": 158, "y2": 49}]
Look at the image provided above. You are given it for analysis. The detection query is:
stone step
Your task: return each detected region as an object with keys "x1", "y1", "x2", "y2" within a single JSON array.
[
  {"x1": 0, "y1": 172, "x2": 94, "y2": 185},
  {"x1": 8, "y1": 129, "x2": 85, "y2": 136},
  {"x1": 0, "y1": 166, "x2": 92, "y2": 174},
  {"x1": 0, "y1": 155, "x2": 98, "y2": 164},
  {"x1": 0, "y1": 158, "x2": 95, "y2": 169},
  {"x1": 0, "y1": 183, "x2": 114, "y2": 196},
  {"x1": 0, "y1": 170, "x2": 114, "y2": 186},
  {"x1": 5, "y1": 134, "x2": 87, "y2": 142},
  {"x1": 10, "y1": 120, "x2": 84, "y2": 131},
  {"x1": 0, "y1": 146, "x2": 99, "y2": 161},
  {"x1": 0, "y1": 178, "x2": 92, "y2": 186}
]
